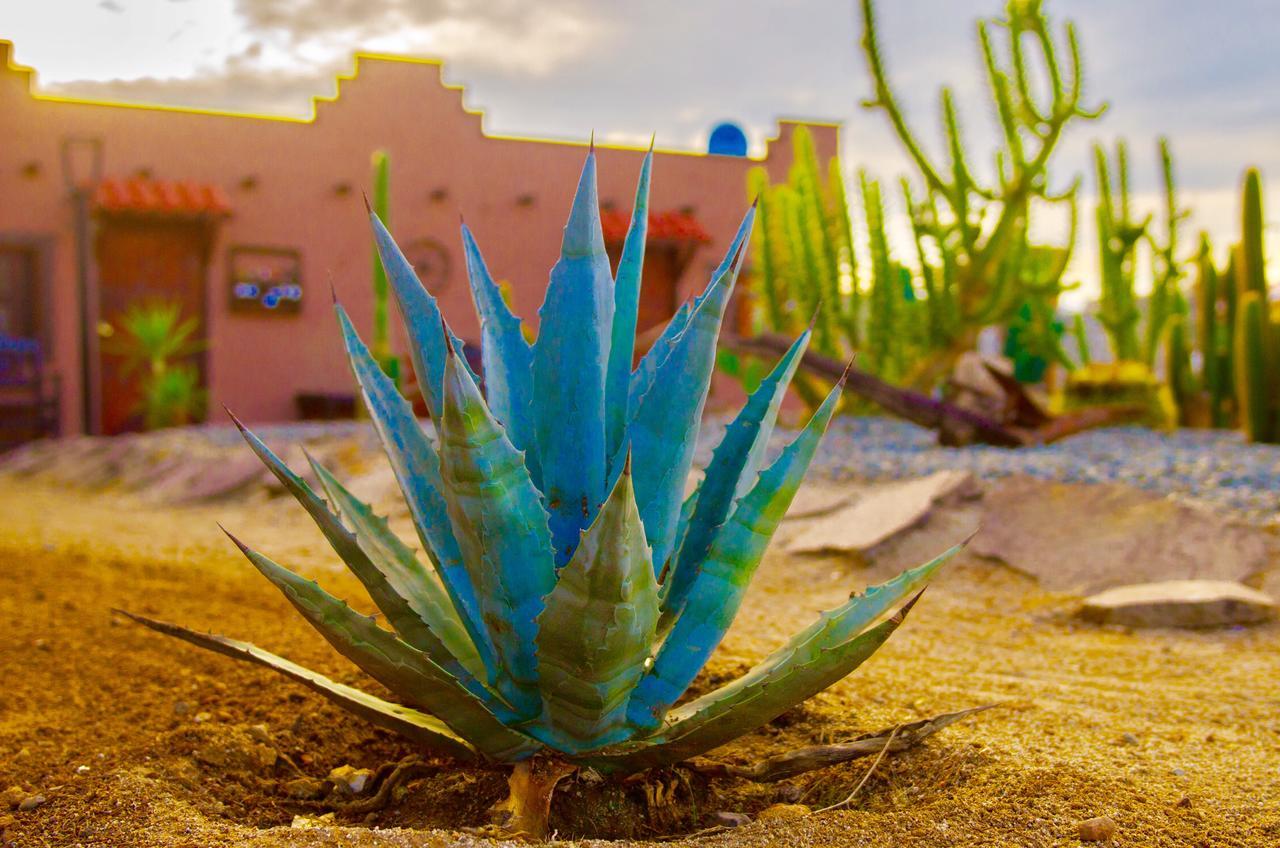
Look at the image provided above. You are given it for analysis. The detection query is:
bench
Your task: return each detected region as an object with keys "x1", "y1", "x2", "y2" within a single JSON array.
[{"x1": 0, "y1": 335, "x2": 60, "y2": 452}]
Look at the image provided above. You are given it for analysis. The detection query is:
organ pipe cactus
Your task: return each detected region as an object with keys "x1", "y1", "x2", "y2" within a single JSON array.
[
  {"x1": 859, "y1": 0, "x2": 1102, "y2": 388},
  {"x1": 126, "y1": 148, "x2": 963, "y2": 836}
]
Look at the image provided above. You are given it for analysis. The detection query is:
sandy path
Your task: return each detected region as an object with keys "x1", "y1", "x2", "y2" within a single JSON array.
[{"x1": 1, "y1": 482, "x2": 1278, "y2": 847}]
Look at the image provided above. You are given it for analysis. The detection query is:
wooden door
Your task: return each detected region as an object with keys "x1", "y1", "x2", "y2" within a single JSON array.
[{"x1": 95, "y1": 220, "x2": 209, "y2": 435}]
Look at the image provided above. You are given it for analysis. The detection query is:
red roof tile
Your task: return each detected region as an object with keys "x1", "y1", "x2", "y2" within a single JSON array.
[
  {"x1": 94, "y1": 177, "x2": 232, "y2": 218},
  {"x1": 601, "y1": 208, "x2": 712, "y2": 245}
]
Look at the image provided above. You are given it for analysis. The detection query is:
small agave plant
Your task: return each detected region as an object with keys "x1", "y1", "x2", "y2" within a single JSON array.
[{"x1": 128, "y1": 145, "x2": 962, "y2": 837}]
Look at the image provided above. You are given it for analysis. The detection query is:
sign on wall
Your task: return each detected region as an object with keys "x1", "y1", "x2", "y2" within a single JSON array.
[{"x1": 227, "y1": 246, "x2": 303, "y2": 314}]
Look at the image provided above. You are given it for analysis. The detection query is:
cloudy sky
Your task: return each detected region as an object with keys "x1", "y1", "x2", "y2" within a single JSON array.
[{"x1": 4, "y1": 0, "x2": 1276, "y2": 305}]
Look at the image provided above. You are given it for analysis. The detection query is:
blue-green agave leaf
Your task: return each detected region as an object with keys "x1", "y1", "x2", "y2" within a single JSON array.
[
  {"x1": 531, "y1": 151, "x2": 614, "y2": 567},
  {"x1": 230, "y1": 414, "x2": 442, "y2": 659},
  {"x1": 333, "y1": 306, "x2": 495, "y2": 678},
  {"x1": 437, "y1": 340, "x2": 558, "y2": 719},
  {"x1": 307, "y1": 455, "x2": 486, "y2": 683},
  {"x1": 604, "y1": 149, "x2": 652, "y2": 463},
  {"x1": 368, "y1": 209, "x2": 474, "y2": 420},
  {"x1": 661, "y1": 328, "x2": 811, "y2": 626},
  {"x1": 224, "y1": 532, "x2": 540, "y2": 761},
  {"x1": 627, "y1": 379, "x2": 841, "y2": 731},
  {"x1": 582, "y1": 594, "x2": 922, "y2": 774},
  {"x1": 628, "y1": 203, "x2": 755, "y2": 414},
  {"x1": 623, "y1": 208, "x2": 755, "y2": 580},
  {"x1": 121, "y1": 611, "x2": 478, "y2": 762},
  {"x1": 460, "y1": 223, "x2": 538, "y2": 479},
  {"x1": 533, "y1": 459, "x2": 659, "y2": 754}
]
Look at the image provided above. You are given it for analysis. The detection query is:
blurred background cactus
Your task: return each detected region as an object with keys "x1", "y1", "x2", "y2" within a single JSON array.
[
  {"x1": 724, "y1": 0, "x2": 1275, "y2": 447},
  {"x1": 369, "y1": 149, "x2": 401, "y2": 385},
  {"x1": 736, "y1": 0, "x2": 1102, "y2": 409}
]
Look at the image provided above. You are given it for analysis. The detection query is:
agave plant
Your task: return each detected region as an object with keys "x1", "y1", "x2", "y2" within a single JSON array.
[{"x1": 127, "y1": 146, "x2": 963, "y2": 837}]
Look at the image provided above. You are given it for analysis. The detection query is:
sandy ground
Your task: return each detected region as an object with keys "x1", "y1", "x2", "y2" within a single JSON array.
[{"x1": 2, "y1": 481, "x2": 1278, "y2": 847}]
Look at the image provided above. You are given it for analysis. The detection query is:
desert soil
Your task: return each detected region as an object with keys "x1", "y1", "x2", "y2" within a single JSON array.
[{"x1": 2, "y1": 481, "x2": 1278, "y2": 847}]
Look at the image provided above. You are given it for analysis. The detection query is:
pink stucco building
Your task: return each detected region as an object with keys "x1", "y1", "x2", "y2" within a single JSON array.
[{"x1": 0, "y1": 40, "x2": 838, "y2": 439}]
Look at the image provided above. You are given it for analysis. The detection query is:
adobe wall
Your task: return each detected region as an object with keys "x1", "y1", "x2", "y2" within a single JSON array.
[{"x1": 0, "y1": 42, "x2": 839, "y2": 432}]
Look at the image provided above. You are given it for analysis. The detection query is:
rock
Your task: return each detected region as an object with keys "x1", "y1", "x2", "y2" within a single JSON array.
[
  {"x1": 1081, "y1": 581, "x2": 1276, "y2": 629},
  {"x1": 173, "y1": 701, "x2": 192, "y2": 716},
  {"x1": 17, "y1": 795, "x2": 46, "y2": 812},
  {"x1": 282, "y1": 777, "x2": 328, "y2": 800},
  {"x1": 327, "y1": 765, "x2": 374, "y2": 796},
  {"x1": 1, "y1": 787, "x2": 24, "y2": 810},
  {"x1": 972, "y1": 477, "x2": 1276, "y2": 592},
  {"x1": 1077, "y1": 815, "x2": 1117, "y2": 842},
  {"x1": 194, "y1": 712, "x2": 212, "y2": 723},
  {"x1": 74, "y1": 765, "x2": 90, "y2": 775},
  {"x1": 194, "y1": 727, "x2": 278, "y2": 773},
  {"x1": 940, "y1": 353, "x2": 1016, "y2": 446},
  {"x1": 290, "y1": 812, "x2": 336, "y2": 829},
  {"x1": 1120, "y1": 733, "x2": 1140, "y2": 746},
  {"x1": 246, "y1": 724, "x2": 272, "y2": 744},
  {"x1": 713, "y1": 811, "x2": 751, "y2": 828},
  {"x1": 783, "y1": 483, "x2": 858, "y2": 521},
  {"x1": 787, "y1": 471, "x2": 977, "y2": 554},
  {"x1": 757, "y1": 803, "x2": 811, "y2": 822},
  {"x1": 773, "y1": 783, "x2": 804, "y2": 804}
]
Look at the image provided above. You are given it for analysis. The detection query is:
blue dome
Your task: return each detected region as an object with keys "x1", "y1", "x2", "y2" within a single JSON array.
[{"x1": 707, "y1": 122, "x2": 748, "y2": 157}]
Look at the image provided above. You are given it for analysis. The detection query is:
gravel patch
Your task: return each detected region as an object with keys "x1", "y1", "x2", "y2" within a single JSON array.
[{"x1": 699, "y1": 416, "x2": 1280, "y2": 525}]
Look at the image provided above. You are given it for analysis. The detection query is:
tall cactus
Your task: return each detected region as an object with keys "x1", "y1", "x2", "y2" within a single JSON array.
[
  {"x1": 1144, "y1": 137, "x2": 1187, "y2": 365},
  {"x1": 1093, "y1": 140, "x2": 1145, "y2": 362},
  {"x1": 369, "y1": 149, "x2": 399, "y2": 383},
  {"x1": 1235, "y1": 292, "x2": 1273, "y2": 442},
  {"x1": 858, "y1": 0, "x2": 1103, "y2": 388},
  {"x1": 1232, "y1": 169, "x2": 1276, "y2": 442}
]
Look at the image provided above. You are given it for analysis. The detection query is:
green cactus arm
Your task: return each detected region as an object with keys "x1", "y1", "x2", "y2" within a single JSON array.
[
  {"x1": 370, "y1": 151, "x2": 391, "y2": 366},
  {"x1": 792, "y1": 127, "x2": 843, "y2": 348},
  {"x1": 606, "y1": 149, "x2": 654, "y2": 463},
  {"x1": 625, "y1": 208, "x2": 754, "y2": 577},
  {"x1": 662, "y1": 328, "x2": 811, "y2": 628},
  {"x1": 777, "y1": 187, "x2": 828, "y2": 351},
  {"x1": 230, "y1": 414, "x2": 451, "y2": 663},
  {"x1": 533, "y1": 461, "x2": 659, "y2": 754},
  {"x1": 120, "y1": 611, "x2": 478, "y2": 762},
  {"x1": 1235, "y1": 291, "x2": 1273, "y2": 443},
  {"x1": 859, "y1": 0, "x2": 948, "y2": 196},
  {"x1": 223, "y1": 533, "x2": 540, "y2": 760},
  {"x1": 333, "y1": 305, "x2": 494, "y2": 678},
  {"x1": 307, "y1": 456, "x2": 485, "y2": 683},
  {"x1": 747, "y1": 168, "x2": 788, "y2": 332},
  {"x1": 460, "y1": 223, "x2": 538, "y2": 480},
  {"x1": 1241, "y1": 168, "x2": 1267, "y2": 300},
  {"x1": 827, "y1": 160, "x2": 861, "y2": 345},
  {"x1": 581, "y1": 544, "x2": 957, "y2": 774},
  {"x1": 531, "y1": 151, "x2": 613, "y2": 567},
  {"x1": 628, "y1": 380, "x2": 843, "y2": 732},
  {"x1": 437, "y1": 340, "x2": 558, "y2": 720}
]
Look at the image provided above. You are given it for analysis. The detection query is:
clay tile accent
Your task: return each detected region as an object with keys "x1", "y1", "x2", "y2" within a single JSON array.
[
  {"x1": 600, "y1": 208, "x2": 712, "y2": 245},
  {"x1": 93, "y1": 176, "x2": 232, "y2": 218}
]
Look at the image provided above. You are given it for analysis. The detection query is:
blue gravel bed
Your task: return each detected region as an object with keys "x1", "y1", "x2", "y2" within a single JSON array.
[
  {"x1": 696, "y1": 417, "x2": 1280, "y2": 525},
  {"x1": 184, "y1": 417, "x2": 1280, "y2": 525}
]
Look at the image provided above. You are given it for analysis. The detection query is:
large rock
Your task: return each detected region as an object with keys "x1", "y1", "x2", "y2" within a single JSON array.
[
  {"x1": 783, "y1": 482, "x2": 859, "y2": 521},
  {"x1": 972, "y1": 477, "x2": 1276, "y2": 592},
  {"x1": 786, "y1": 471, "x2": 977, "y2": 555},
  {"x1": 1081, "y1": 580, "x2": 1276, "y2": 628}
]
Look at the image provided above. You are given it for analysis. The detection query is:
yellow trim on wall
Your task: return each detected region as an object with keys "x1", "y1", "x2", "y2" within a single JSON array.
[{"x1": 1, "y1": 39, "x2": 840, "y2": 161}]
